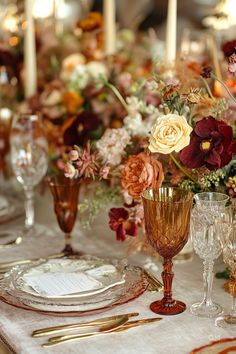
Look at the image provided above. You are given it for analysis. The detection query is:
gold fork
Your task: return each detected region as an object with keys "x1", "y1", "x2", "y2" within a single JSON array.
[{"x1": 42, "y1": 317, "x2": 162, "y2": 347}]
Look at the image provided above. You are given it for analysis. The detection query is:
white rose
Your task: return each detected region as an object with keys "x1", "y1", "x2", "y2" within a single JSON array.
[{"x1": 148, "y1": 113, "x2": 192, "y2": 154}]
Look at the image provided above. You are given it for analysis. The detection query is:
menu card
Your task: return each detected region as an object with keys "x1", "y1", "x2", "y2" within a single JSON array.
[{"x1": 24, "y1": 272, "x2": 102, "y2": 296}]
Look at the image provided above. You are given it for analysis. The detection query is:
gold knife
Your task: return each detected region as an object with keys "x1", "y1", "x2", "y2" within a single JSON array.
[
  {"x1": 32, "y1": 312, "x2": 139, "y2": 337},
  {"x1": 42, "y1": 317, "x2": 162, "y2": 347}
]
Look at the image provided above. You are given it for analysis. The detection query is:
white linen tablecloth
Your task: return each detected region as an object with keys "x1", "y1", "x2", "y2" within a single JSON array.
[{"x1": 0, "y1": 191, "x2": 235, "y2": 354}]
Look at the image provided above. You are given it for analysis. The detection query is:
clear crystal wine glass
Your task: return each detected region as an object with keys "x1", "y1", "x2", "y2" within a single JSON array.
[
  {"x1": 215, "y1": 208, "x2": 236, "y2": 328},
  {"x1": 10, "y1": 113, "x2": 48, "y2": 234},
  {"x1": 190, "y1": 192, "x2": 230, "y2": 318}
]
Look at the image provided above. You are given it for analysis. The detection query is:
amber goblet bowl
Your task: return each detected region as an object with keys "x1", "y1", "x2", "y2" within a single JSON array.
[
  {"x1": 48, "y1": 175, "x2": 81, "y2": 256},
  {"x1": 142, "y1": 187, "x2": 193, "y2": 315}
]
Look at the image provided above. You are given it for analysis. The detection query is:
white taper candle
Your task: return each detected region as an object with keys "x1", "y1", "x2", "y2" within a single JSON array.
[
  {"x1": 165, "y1": 0, "x2": 177, "y2": 64},
  {"x1": 104, "y1": 0, "x2": 116, "y2": 56},
  {"x1": 24, "y1": 0, "x2": 37, "y2": 98}
]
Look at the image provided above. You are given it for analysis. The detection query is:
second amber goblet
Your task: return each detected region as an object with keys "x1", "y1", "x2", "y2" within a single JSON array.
[
  {"x1": 142, "y1": 187, "x2": 193, "y2": 315},
  {"x1": 48, "y1": 175, "x2": 81, "y2": 256}
]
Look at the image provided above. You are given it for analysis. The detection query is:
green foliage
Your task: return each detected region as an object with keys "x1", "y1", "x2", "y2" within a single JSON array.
[{"x1": 78, "y1": 185, "x2": 120, "y2": 229}]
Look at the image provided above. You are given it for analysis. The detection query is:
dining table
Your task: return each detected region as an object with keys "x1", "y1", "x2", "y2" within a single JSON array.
[{"x1": 0, "y1": 186, "x2": 235, "y2": 354}]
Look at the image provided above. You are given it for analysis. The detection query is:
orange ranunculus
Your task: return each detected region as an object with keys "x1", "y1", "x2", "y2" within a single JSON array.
[
  {"x1": 121, "y1": 152, "x2": 164, "y2": 200},
  {"x1": 62, "y1": 91, "x2": 84, "y2": 114},
  {"x1": 77, "y1": 12, "x2": 103, "y2": 32}
]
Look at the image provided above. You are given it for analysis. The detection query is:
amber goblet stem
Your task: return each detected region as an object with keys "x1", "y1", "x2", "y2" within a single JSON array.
[
  {"x1": 162, "y1": 258, "x2": 174, "y2": 303},
  {"x1": 63, "y1": 233, "x2": 74, "y2": 255}
]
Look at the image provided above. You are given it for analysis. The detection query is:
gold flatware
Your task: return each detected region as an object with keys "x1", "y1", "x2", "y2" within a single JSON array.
[
  {"x1": 0, "y1": 252, "x2": 66, "y2": 271},
  {"x1": 42, "y1": 317, "x2": 162, "y2": 347},
  {"x1": 142, "y1": 269, "x2": 163, "y2": 292},
  {"x1": 32, "y1": 312, "x2": 139, "y2": 337},
  {"x1": 115, "y1": 317, "x2": 162, "y2": 331},
  {"x1": 42, "y1": 315, "x2": 129, "y2": 347}
]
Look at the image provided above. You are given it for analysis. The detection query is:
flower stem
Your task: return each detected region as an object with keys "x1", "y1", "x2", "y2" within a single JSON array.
[
  {"x1": 105, "y1": 82, "x2": 129, "y2": 112},
  {"x1": 212, "y1": 73, "x2": 236, "y2": 105},
  {"x1": 170, "y1": 153, "x2": 199, "y2": 185},
  {"x1": 200, "y1": 77, "x2": 215, "y2": 100}
]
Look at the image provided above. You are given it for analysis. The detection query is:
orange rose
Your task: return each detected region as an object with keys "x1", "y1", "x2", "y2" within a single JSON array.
[
  {"x1": 62, "y1": 91, "x2": 84, "y2": 114},
  {"x1": 121, "y1": 152, "x2": 164, "y2": 200}
]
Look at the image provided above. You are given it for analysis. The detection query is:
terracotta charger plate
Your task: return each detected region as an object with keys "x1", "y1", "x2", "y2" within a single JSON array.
[{"x1": 190, "y1": 337, "x2": 236, "y2": 354}]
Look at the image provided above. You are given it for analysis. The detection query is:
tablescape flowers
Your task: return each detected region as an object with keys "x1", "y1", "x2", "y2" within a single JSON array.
[{"x1": 63, "y1": 58, "x2": 236, "y2": 243}]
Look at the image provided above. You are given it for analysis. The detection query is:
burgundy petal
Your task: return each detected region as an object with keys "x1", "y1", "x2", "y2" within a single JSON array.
[
  {"x1": 116, "y1": 224, "x2": 126, "y2": 241},
  {"x1": 194, "y1": 116, "x2": 217, "y2": 138},
  {"x1": 205, "y1": 149, "x2": 221, "y2": 169},
  {"x1": 125, "y1": 221, "x2": 138, "y2": 237},
  {"x1": 179, "y1": 138, "x2": 205, "y2": 168}
]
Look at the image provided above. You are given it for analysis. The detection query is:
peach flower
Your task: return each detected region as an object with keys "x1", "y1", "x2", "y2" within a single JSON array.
[
  {"x1": 149, "y1": 113, "x2": 192, "y2": 154},
  {"x1": 121, "y1": 152, "x2": 164, "y2": 200}
]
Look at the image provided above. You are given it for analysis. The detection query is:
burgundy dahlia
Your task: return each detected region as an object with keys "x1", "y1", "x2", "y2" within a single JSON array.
[{"x1": 179, "y1": 116, "x2": 236, "y2": 170}]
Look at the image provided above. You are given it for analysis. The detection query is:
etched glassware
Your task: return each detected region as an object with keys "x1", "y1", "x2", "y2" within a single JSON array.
[
  {"x1": 10, "y1": 113, "x2": 48, "y2": 233},
  {"x1": 48, "y1": 175, "x2": 81, "y2": 256},
  {"x1": 190, "y1": 192, "x2": 229, "y2": 318},
  {"x1": 142, "y1": 187, "x2": 193, "y2": 315},
  {"x1": 215, "y1": 209, "x2": 236, "y2": 328}
]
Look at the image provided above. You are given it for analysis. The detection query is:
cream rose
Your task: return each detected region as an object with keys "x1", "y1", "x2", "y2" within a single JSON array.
[{"x1": 148, "y1": 113, "x2": 192, "y2": 154}]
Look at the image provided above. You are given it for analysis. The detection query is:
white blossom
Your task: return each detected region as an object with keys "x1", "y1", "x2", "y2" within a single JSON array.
[{"x1": 96, "y1": 128, "x2": 131, "y2": 166}]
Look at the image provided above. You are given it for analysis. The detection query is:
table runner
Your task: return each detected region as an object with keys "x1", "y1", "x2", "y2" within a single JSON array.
[{"x1": 0, "y1": 192, "x2": 235, "y2": 354}]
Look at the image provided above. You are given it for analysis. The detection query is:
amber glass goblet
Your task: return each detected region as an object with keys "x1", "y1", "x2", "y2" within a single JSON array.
[
  {"x1": 142, "y1": 187, "x2": 193, "y2": 315},
  {"x1": 48, "y1": 175, "x2": 81, "y2": 256}
]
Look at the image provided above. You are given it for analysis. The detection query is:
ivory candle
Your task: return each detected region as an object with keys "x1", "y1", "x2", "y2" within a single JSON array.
[
  {"x1": 165, "y1": 0, "x2": 177, "y2": 64},
  {"x1": 104, "y1": 0, "x2": 116, "y2": 56},
  {"x1": 24, "y1": 0, "x2": 37, "y2": 98}
]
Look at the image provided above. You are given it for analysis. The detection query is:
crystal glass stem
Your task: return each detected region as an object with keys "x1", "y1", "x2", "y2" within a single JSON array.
[
  {"x1": 202, "y1": 259, "x2": 214, "y2": 307},
  {"x1": 162, "y1": 258, "x2": 174, "y2": 303},
  {"x1": 24, "y1": 187, "x2": 34, "y2": 230},
  {"x1": 230, "y1": 296, "x2": 236, "y2": 319}
]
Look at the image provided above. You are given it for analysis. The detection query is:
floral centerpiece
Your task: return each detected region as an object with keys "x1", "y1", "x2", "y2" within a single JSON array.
[{"x1": 64, "y1": 58, "x2": 236, "y2": 243}]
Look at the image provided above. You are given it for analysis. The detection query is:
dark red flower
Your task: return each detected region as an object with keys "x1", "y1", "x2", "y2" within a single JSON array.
[
  {"x1": 222, "y1": 39, "x2": 236, "y2": 58},
  {"x1": 179, "y1": 116, "x2": 236, "y2": 170},
  {"x1": 63, "y1": 111, "x2": 101, "y2": 147},
  {"x1": 108, "y1": 208, "x2": 138, "y2": 241},
  {"x1": 201, "y1": 66, "x2": 212, "y2": 78}
]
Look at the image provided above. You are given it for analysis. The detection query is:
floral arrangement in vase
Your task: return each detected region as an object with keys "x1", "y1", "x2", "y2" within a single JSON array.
[{"x1": 64, "y1": 57, "x2": 236, "y2": 241}]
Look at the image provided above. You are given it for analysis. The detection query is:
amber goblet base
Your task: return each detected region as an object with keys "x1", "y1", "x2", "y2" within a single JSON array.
[{"x1": 150, "y1": 299, "x2": 186, "y2": 315}]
